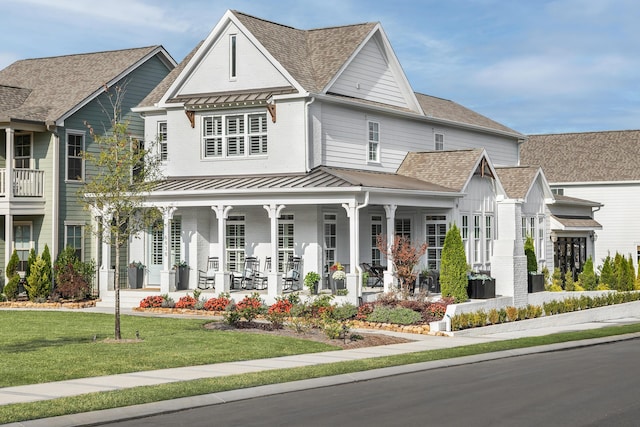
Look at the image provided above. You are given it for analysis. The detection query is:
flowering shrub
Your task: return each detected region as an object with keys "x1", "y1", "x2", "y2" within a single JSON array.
[
  {"x1": 265, "y1": 297, "x2": 293, "y2": 329},
  {"x1": 355, "y1": 303, "x2": 374, "y2": 320},
  {"x1": 204, "y1": 296, "x2": 231, "y2": 311},
  {"x1": 236, "y1": 293, "x2": 265, "y2": 322},
  {"x1": 332, "y1": 270, "x2": 346, "y2": 281},
  {"x1": 175, "y1": 295, "x2": 197, "y2": 309},
  {"x1": 330, "y1": 262, "x2": 344, "y2": 272},
  {"x1": 139, "y1": 295, "x2": 164, "y2": 308}
]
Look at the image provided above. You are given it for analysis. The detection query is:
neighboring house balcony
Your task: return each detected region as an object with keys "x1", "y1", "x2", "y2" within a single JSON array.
[
  {"x1": 0, "y1": 168, "x2": 45, "y2": 197},
  {"x1": 0, "y1": 168, "x2": 46, "y2": 215}
]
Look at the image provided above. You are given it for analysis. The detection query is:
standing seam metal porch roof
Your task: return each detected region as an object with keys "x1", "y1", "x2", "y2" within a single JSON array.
[{"x1": 151, "y1": 166, "x2": 458, "y2": 193}]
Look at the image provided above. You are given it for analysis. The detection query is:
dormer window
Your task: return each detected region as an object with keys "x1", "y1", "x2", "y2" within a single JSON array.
[{"x1": 230, "y1": 34, "x2": 237, "y2": 79}]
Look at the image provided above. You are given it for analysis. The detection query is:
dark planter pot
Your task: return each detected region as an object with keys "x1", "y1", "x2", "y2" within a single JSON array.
[
  {"x1": 467, "y1": 278, "x2": 496, "y2": 299},
  {"x1": 528, "y1": 273, "x2": 545, "y2": 293},
  {"x1": 128, "y1": 267, "x2": 143, "y2": 289},
  {"x1": 177, "y1": 266, "x2": 189, "y2": 290}
]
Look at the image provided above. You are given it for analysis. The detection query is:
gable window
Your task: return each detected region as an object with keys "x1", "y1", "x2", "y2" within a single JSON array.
[
  {"x1": 202, "y1": 112, "x2": 268, "y2": 158},
  {"x1": 65, "y1": 223, "x2": 84, "y2": 261},
  {"x1": 434, "y1": 132, "x2": 444, "y2": 151},
  {"x1": 368, "y1": 121, "x2": 380, "y2": 162},
  {"x1": 158, "y1": 122, "x2": 167, "y2": 161},
  {"x1": 230, "y1": 34, "x2": 237, "y2": 79},
  {"x1": 66, "y1": 131, "x2": 84, "y2": 181},
  {"x1": 15, "y1": 133, "x2": 32, "y2": 169}
]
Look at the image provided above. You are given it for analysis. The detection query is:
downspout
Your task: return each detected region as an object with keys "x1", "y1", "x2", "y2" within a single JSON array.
[
  {"x1": 304, "y1": 96, "x2": 316, "y2": 172},
  {"x1": 354, "y1": 191, "x2": 370, "y2": 299}
]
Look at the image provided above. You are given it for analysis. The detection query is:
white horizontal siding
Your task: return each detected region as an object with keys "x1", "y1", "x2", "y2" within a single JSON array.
[
  {"x1": 560, "y1": 184, "x2": 640, "y2": 268},
  {"x1": 320, "y1": 102, "x2": 519, "y2": 172},
  {"x1": 329, "y1": 38, "x2": 408, "y2": 108}
]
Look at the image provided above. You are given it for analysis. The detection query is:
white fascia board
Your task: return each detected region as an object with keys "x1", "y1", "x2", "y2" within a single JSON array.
[
  {"x1": 57, "y1": 47, "x2": 175, "y2": 126},
  {"x1": 158, "y1": 11, "x2": 305, "y2": 108}
]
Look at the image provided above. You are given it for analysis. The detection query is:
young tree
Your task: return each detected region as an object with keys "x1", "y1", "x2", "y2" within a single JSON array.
[
  {"x1": 440, "y1": 224, "x2": 468, "y2": 302},
  {"x1": 81, "y1": 84, "x2": 163, "y2": 340},
  {"x1": 599, "y1": 254, "x2": 614, "y2": 289},
  {"x1": 578, "y1": 256, "x2": 596, "y2": 291},
  {"x1": 376, "y1": 234, "x2": 427, "y2": 295}
]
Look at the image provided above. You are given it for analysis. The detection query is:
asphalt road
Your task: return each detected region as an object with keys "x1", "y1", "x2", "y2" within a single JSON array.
[{"x1": 106, "y1": 338, "x2": 640, "y2": 427}]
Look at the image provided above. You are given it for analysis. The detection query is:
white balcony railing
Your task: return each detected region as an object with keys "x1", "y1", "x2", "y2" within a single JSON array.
[{"x1": 0, "y1": 168, "x2": 45, "y2": 197}]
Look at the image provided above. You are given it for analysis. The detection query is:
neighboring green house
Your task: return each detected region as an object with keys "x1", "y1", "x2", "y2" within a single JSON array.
[{"x1": 0, "y1": 46, "x2": 175, "y2": 281}]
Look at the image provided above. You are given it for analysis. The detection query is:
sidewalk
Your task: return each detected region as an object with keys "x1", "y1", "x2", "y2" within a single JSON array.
[{"x1": 2, "y1": 305, "x2": 640, "y2": 426}]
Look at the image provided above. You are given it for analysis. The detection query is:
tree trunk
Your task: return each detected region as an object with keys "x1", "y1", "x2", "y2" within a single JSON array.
[{"x1": 114, "y1": 230, "x2": 121, "y2": 340}]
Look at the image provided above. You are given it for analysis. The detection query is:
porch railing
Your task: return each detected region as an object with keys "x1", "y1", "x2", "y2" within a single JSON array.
[{"x1": 0, "y1": 168, "x2": 45, "y2": 197}]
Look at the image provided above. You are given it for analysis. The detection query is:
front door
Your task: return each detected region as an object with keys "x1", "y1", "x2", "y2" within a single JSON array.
[{"x1": 148, "y1": 227, "x2": 163, "y2": 285}]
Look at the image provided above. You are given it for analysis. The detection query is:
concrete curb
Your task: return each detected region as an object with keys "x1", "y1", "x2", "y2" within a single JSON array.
[{"x1": 9, "y1": 331, "x2": 640, "y2": 427}]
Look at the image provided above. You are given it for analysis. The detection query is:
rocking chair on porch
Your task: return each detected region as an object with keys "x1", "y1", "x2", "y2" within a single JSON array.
[
  {"x1": 253, "y1": 257, "x2": 271, "y2": 290},
  {"x1": 233, "y1": 257, "x2": 259, "y2": 290},
  {"x1": 197, "y1": 257, "x2": 218, "y2": 290},
  {"x1": 282, "y1": 256, "x2": 302, "y2": 291}
]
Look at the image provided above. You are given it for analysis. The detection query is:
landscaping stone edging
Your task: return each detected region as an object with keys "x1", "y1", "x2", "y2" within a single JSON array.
[{"x1": 0, "y1": 300, "x2": 97, "y2": 309}]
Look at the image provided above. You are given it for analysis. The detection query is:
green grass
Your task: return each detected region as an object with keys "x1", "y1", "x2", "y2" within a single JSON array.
[
  {"x1": 1, "y1": 312, "x2": 639, "y2": 424},
  {"x1": 0, "y1": 311, "x2": 337, "y2": 387}
]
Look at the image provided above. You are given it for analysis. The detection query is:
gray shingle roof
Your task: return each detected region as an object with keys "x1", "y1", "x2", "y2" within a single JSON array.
[
  {"x1": 495, "y1": 166, "x2": 540, "y2": 199},
  {"x1": 0, "y1": 46, "x2": 166, "y2": 124},
  {"x1": 522, "y1": 130, "x2": 640, "y2": 183},
  {"x1": 415, "y1": 93, "x2": 520, "y2": 136},
  {"x1": 396, "y1": 149, "x2": 485, "y2": 192},
  {"x1": 233, "y1": 11, "x2": 376, "y2": 93}
]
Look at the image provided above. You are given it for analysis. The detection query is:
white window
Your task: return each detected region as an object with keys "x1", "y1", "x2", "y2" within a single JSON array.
[
  {"x1": 371, "y1": 215, "x2": 383, "y2": 265},
  {"x1": 395, "y1": 218, "x2": 411, "y2": 239},
  {"x1": 66, "y1": 131, "x2": 84, "y2": 181},
  {"x1": 230, "y1": 34, "x2": 237, "y2": 79},
  {"x1": 324, "y1": 213, "x2": 337, "y2": 269},
  {"x1": 226, "y1": 215, "x2": 245, "y2": 272},
  {"x1": 461, "y1": 214, "x2": 469, "y2": 258},
  {"x1": 15, "y1": 133, "x2": 32, "y2": 169},
  {"x1": 368, "y1": 121, "x2": 380, "y2": 162},
  {"x1": 473, "y1": 215, "x2": 481, "y2": 264},
  {"x1": 485, "y1": 215, "x2": 493, "y2": 264},
  {"x1": 426, "y1": 215, "x2": 447, "y2": 270},
  {"x1": 278, "y1": 214, "x2": 295, "y2": 272},
  {"x1": 202, "y1": 113, "x2": 268, "y2": 158},
  {"x1": 434, "y1": 132, "x2": 444, "y2": 151},
  {"x1": 170, "y1": 218, "x2": 181, "y2": 266},
  {"x1": 158, "y1": 122, "x2": 167, "y2": 161},
  {"x1": 65, "y1": 223, "x2": 84, "y2": 261},
  {"x1": 14, "y1": 222, "x2": 32, "y2": 272},
  {"x1": 537, "y1": 216, "x2": 545, "y2": 263}
]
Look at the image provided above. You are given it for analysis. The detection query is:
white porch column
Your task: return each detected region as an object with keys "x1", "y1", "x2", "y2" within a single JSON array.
[
  {"x1": 4, "y1": 213, "x2": 12, "y2": 279},
  {"x1": 5, "y1": 127, "x2": 13, "y2": 201},
  {"x1": 160, "y1": 206, "x2": 176, "y2": 294},
  {"x1": 212, "y1": 205, "x2": 232, "y2": 293},
  {"x1": 383, "y1": 204, "x2": 397, "y2": 292},
  {"x1": 491, "y1": 200, "x2": 528, "y2": 307},
  {"x1": 341, "y1": 202, "x2": 359, "y2": 305},
  {"x1": 97, "y1": 211, "x2": 114, "y2": 292},
  {"x1": 263, "y1": 204, "x2": 285, "y2": 298}
]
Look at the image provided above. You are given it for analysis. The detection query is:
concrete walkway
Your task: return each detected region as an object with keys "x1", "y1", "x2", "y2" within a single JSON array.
[{"x1": 2, "y1": 305, "x2": 640, "y2": 426}]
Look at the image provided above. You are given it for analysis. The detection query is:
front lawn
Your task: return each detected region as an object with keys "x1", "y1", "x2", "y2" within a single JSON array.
[{"x1": 0, "y1": 311, "x2": 337, "y2": 387}]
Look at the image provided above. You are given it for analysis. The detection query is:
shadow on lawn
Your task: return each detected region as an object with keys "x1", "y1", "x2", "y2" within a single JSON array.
[{"x1": 3, "y1": 336, "x2": 96, "y2": 353}]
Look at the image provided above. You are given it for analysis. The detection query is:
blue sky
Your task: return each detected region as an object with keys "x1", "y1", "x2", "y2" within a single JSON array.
[{"x1": 2, "y1": 0, "x2": 639, "y2": 135}]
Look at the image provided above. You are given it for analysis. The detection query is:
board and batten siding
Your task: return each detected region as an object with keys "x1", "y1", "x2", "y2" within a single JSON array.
[
  {"x1": 59, "y1": 54, "x2": 173, "y2": 262},
  {"x1": 329, "y1": 36, "x2": 409, "y2": 109},
  {"x1": 178, "y1": 22, "x2": 291, "y2": 96}
]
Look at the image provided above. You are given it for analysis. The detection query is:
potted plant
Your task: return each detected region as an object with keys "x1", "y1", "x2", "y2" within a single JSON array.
[
  {"x1": 525, "y1": 235, "x2": 544, "y2": 293},
  {"x1": 128, "y1": 261, "x2": 145, "y2": 289},
  {"x1": 174, "y1": 261, "x2": 189, "y2": 290},
  {"x1": 304, "y1": 271, "x2": 321, "y2": 295},
  {"x1": 331, "y1": 263, "x2": 347, "y2": 293},
  {"x1": 467, "y1": 271, "x2": 496, "y2": 299}
]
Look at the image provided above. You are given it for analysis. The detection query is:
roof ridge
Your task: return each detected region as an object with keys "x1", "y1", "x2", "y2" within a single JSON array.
[
  {"x1": 11, "y1": 45, "x2": 160, "y2": 63},
  {"x1": 530, "y1": 129, "x2": 640, "y2": 137},
  {"x1": 231, "y1": 10, "x2": 298, "y2": 30}
]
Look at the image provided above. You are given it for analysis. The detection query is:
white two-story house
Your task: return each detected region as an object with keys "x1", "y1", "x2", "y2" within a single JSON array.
[{"x1": 100, "y1": 10, "x2": 558, "y2": 306}]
